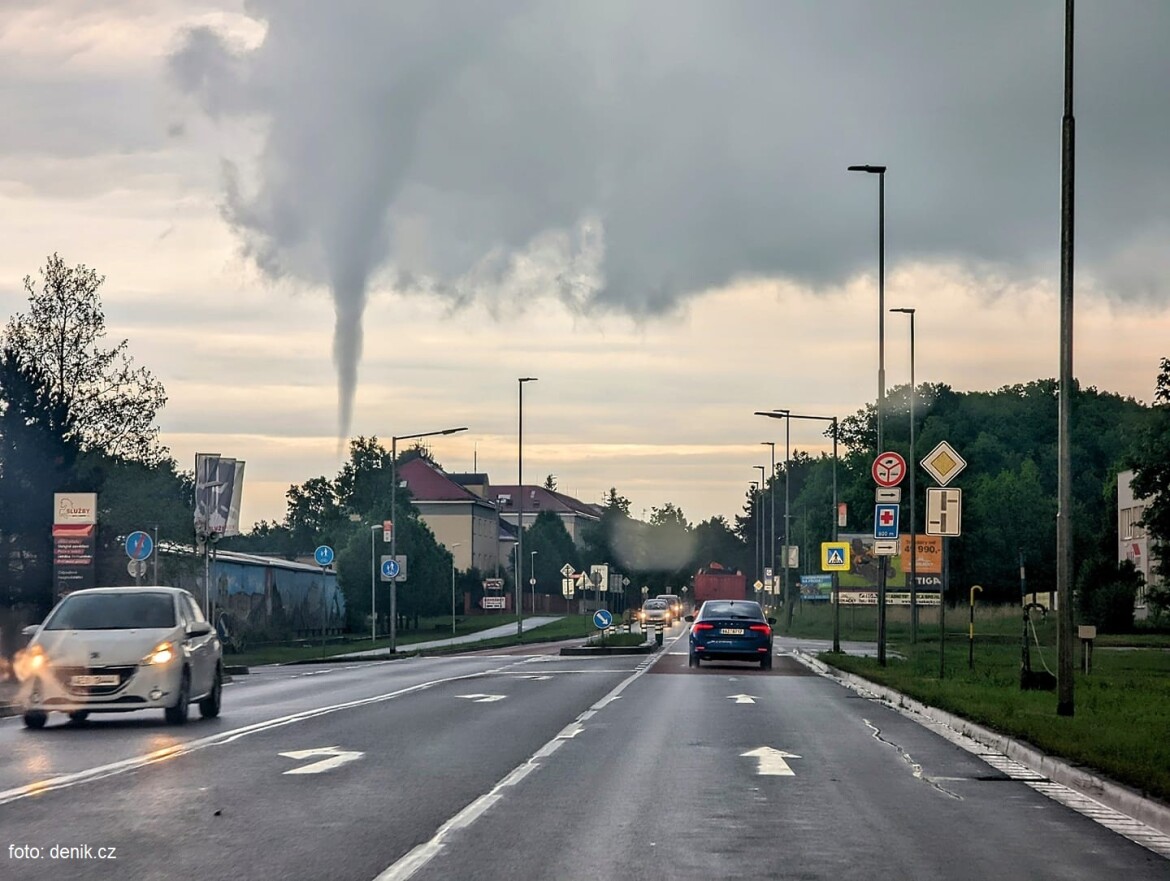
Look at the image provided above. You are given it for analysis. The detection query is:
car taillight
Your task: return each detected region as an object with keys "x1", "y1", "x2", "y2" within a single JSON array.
[
  {"x1": 750, "y1": 624, "x2": 772, "y2": 636},
  {"x1": 692, "y1": 622, "x2": 714, "y2": 631}
]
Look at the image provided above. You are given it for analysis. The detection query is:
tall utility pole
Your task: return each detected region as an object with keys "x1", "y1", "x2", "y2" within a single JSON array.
[
  {"x1": 761, "y1": 442, "x2": 777, "y2": 606},
  {"x1": 754, "y1": 464, "x2": 766, "y2": 603},
  {"x1": 517, "y1": 377, "x2": 538, "y2": 639},
  {"x1": 891, "y1": 307, "x2": 918, "y2": 643},
  {"x1": 1056, "y1": 0, "x2": 1076, "y2": 716},
  {"x1": 849, "y1": 162, "x2": 889, "y2": 665}
]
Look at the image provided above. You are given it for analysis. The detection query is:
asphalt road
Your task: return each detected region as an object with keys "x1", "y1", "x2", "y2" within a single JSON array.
[{"x1": 1, "y1": 626, "x2": 1167, "y2": 881}]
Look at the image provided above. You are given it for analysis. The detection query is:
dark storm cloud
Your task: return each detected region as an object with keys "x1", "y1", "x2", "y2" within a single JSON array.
[{"x1": 169, "y1": 0, "x2": 1170, "y2": 433}]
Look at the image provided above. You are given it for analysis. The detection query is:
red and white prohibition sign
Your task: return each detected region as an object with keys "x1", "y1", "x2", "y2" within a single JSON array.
[{"x1": 871, "y1": 451, "x2": 907, "y2": 488}]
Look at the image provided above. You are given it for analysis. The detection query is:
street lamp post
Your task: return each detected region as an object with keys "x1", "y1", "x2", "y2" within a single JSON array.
[
  {"x1": 849, "y1": 161, "x2": 889, "y2": 665},
  {"x1": 450, "y1": 543, "x2": 461, "y2": 636},
  {"x1": 753, "y1": 466, "x2": 766, "y2": 596},
  {"x1": 757, "y1": 410, "x2": 839, "y2": 650},
  {"x1": 891, "y1": 307, "x2": 918, "y2": 643},
  {"x1": 750, "y1": 479, "x2": 760, "y2": 603},
  {"x1": 760, "y1": 442, "x2": 777, "y2": 607},
  {"x1": 530, "y1": 550, "x2": 538, "y2": 615},
  {"x1": 390, "y1": 426, "x2": 468, "y2": 652},
  {"x1": 370, "y1": 524, "x2": 379, "y2": 643},
  {"x1": 517, "y1": 377, "x2": 538, "y2": 639}
]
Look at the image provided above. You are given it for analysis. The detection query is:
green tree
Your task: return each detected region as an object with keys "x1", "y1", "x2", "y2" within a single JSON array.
[
  {"x1": 0, "y1": 347, "x2": 81, "y2": 615},
  {"x1": 2, "y1": 254, "x2": 168, "y2": 462}
]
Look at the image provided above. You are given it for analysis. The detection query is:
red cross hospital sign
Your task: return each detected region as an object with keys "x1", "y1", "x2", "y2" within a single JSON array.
[
  {"x1": 874, "y1": 503, "x2": 900, "y2": 539},
  {"x1": 872, "y1": 451, "x2": 907, "y2": 488}
]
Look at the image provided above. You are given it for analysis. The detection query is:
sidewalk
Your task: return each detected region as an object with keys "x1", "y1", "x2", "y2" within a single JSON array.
[{"x1": 332, "y1": 616, "x2": 564, "y2": 659}]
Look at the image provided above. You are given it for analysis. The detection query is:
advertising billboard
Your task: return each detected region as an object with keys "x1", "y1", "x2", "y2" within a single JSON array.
[
  {"x1": 53, "y1": 493, "x2": 97, "y2": 597},
  {"x1": 837, "y1": 533, "x2": 942, "y2": 591}
]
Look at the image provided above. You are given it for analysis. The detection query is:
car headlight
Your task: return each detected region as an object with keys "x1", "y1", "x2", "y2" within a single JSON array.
[
  {"x1": 13, "y1": 645, "x2": 47, "y2": 681},
  {"x1": 143, "y1": 642, "x2": 175, "y2": 665}
]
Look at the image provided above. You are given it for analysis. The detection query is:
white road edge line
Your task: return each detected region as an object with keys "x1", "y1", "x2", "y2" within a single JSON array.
[
  {"x1": 373, "y1": 653, "x2": 657, "y2": 881},
  {"x1": 0, "y1": 666, "x2": 516, "y2": 807}
]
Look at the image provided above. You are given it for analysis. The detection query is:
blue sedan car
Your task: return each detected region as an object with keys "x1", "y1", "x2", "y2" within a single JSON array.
[{"x1": 686, "y1": 600, "x2": 775, "y2": 669}]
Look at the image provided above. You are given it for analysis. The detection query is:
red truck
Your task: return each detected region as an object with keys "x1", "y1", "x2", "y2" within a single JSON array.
[{"x1": 691, "y1": 563, "x2": 748, "y2": 608}]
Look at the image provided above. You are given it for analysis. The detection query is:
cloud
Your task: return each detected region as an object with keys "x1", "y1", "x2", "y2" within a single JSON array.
[{"x1": 166, "y1": 0, "x2": 1170, "y2": 438}]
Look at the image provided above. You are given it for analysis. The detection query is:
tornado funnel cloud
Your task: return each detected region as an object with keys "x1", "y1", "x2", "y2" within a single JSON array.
[{"x1": 331, "y1": 289, "x2": 365, "y2": 444}]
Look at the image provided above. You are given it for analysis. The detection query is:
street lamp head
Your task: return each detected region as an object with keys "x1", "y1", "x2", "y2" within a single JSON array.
[
  {"x1": 890, "y1": 307, "x2": 916, "y2": 315},
  {"x1": 441, "y1": 426, "x2": 469, "y2": 436},
  {"x1": 848, "y1": 164, "x2": 887, "y2": 174},
  {"x1": 754, "y1": 410, "x2": 788, "y2": 420},
  {"x1": 519, "y1": 377, "x2": 538, "y2": 383}
]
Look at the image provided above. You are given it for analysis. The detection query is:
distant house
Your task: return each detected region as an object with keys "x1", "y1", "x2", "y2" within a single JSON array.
[
  {"x1": 398, "y1": 458, "x2": 502, "y2": 574},
  {"x1": 1117, "y1": 469, "x2": 1162, "y2": 617},
  {"x1": 490, "y1": 484, "x2": 602, "y2": 545},
  {"x1": 396, "y1": 460, "x2": 601, "y2": 575}
]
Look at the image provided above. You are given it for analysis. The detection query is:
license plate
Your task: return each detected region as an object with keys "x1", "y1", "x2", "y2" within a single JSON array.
[
  {"x1": 721, "y1": 628, "x2": 744, "y2": 635},
  {"x1": 71, "y1": 674, "x2": 120, "y2": 687}
]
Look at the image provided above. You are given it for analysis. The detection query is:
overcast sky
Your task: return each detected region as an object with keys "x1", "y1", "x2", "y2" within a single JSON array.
[{"x1": 1, "y1": 1, "x2": 1168, "y2": 531}]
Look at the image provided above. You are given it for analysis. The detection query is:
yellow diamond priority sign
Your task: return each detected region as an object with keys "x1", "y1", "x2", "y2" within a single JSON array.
[
  {"x1": 921, "y1": 441, "x2": 967, "y2": 487},
  {"x1": 821, "y1": 542, "x2": 850, "y2": 572}
]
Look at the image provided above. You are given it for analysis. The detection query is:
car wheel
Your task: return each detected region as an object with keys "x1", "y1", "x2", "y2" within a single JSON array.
[
  {"x1": 68, "y1": 711, "x2": 90, "y2": 724},
  {"x1": 23, "y1": 711, "x2": 47, "y2": 730},
  {"x1": 199, "y1": 665, "x2": 223, "y2": 719},
  {"x1": 761, "y1": 654, "x2": 773, "y2": 670},
  {"x1": 691, "y1": 654, "x2": 701, "y2": 667},
  {"x1": 165, "y1": 669, "x2": 191, "y2": 725}
]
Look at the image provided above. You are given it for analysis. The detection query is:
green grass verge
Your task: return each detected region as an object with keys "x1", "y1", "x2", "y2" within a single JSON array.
[
  {"x1": 229, "y1": 613, "x2": 599, "y2": 666},
  {"x1": 780, "y1": 603, "x2": 1170, "y2": 803}
]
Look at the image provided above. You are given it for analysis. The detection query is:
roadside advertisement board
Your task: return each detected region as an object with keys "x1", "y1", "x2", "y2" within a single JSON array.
[
  {"x1": 53, "y1": 493, "x2": 97, "y2": 597},
  {"x1": 837, "y1": 533, "x2": 942, "y2": 591}
]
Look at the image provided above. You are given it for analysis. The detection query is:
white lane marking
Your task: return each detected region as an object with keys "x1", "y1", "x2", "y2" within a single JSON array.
[
  {"x1": 741, "y1": 746, "x2": 802, "y2": 777},
  {"x1": 374, "y1": 640, "x2": 659, "y2": 881},
  {"x1": 455, "y1": 694, "x2": 507, "y2": 703},
  {"x1": 0, "y1": 667, "x2": 514, "y2": 807},
  {"x1": 728, "y1": 693, "x2": 757, "y2": 704},
  {"x1": 280, "y1": 747, "x2": 363, "y2": 775}
]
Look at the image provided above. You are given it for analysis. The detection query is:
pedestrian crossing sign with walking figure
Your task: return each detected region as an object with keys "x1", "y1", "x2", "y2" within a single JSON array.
[{"x1": 821, "y1": 542, "x2": 851, "y2": 572}]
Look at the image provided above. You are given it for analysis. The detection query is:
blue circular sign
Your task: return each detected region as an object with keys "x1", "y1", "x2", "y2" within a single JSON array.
[
  {"x1": 314, "y1": 545, "x2": 335, "y2": 567},
  {"x1": 381, "y1": 558, "x2": 400, "y2": 578},
  {"x1": 125, "y1": 531, "x2": 153, "y2": 562},
  {"x1": 593, "y1": 609, "x2": 613, "y2": 629}
]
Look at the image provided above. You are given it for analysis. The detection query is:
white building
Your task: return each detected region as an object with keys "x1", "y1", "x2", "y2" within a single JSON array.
[{"x1": 1117, "y1": 469, "x2": 1161, "y2": 616}]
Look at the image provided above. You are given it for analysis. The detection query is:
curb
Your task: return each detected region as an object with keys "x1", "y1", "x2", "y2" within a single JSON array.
[
  {"x1": 560, "y1": 642, "x2": 657, "y2": 656},
  {"x1": 794, "y1": 649, "x2": 1170, "y2": 838}
]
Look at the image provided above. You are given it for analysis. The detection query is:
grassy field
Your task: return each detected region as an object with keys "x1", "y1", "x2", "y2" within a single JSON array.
[{"x1": 781, "y1": 602, "x2": 1170, "y2": 803}]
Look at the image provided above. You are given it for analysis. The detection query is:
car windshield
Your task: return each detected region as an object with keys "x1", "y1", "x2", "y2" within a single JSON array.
[
  {"x1": 44, "y1": 593, "x2": 176, "y2": 631},
  {"x1": 644, "y1": 601, "x2": 667, "y2": 610},
  {"x1": 698, "y1": 602, "x2": 764, "y2": 621}
]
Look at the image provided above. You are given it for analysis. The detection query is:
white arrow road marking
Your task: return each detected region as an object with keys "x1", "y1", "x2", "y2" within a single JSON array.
[
  {"x1": 280, "y1": 747, "x2": 363, "y2": 775},
  {"x1": 727, "y1": 693, "x2": 757, "y2": 704},
  {"x1": 741, "y1": 747, "x2": 802, "y2": 776},
  {"x1": 456, "y1": 694, "x2": 507, "y2": 703}
]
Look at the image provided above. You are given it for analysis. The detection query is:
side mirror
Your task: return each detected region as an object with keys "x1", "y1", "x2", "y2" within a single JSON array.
[
  {"x1": 187, "y1": 622, "x2": 213, "y2": 638},
  {"x1": 684, "y1": 614, "x2": 694, "y2": 623},
  {"x1": 767, "y1": 617, "x2": 777, "y2": 626},
  {"x1": 21, "y1": 624, "x2": 40, "y2": 638}
]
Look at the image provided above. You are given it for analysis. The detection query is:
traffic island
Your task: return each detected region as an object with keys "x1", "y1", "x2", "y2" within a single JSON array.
[{"x1": 560, "y1": 638, "x2": 659, "y2": 656}]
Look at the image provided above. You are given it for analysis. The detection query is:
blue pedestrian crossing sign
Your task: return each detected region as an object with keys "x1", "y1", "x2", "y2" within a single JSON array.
[
  {"x1": 381, "y1": 558, "x2": 400, "y2": 579},
  {"x1": 314, "y1": 545, "x2": 335, "y2": 567},
  {"x1": 821, "y1": 542, "x2": 850, "y2": 572}
]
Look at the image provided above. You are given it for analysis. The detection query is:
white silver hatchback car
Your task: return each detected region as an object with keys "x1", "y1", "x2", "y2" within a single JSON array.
[{"x1": 15, "y1": 586, "x2": 223, "y2": 729}]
